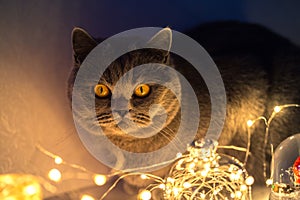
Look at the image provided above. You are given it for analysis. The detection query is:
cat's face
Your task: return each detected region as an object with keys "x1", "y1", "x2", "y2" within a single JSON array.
[{"x1": 69, "y1": 28, "x2": 181, "y2": 140}]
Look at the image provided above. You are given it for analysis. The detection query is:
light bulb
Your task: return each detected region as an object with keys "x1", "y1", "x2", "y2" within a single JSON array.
[
  {"x1": 54, "y1": 156, "x2": 63, "y2": 165},
  {"x1": 274, "y1": 106, "x2": 281, "y2": 113},
  {"x1": 93, "y1": 174, "x2": 106, "y2": 186},
  {"x1": 245, "y1": 176, "x2": 254, "y2": 185},
  {"x1": 139, "y1": 190, "x2": 151, "y2": 200},
  {"x1": 48, "y1": 168, "x2": 61, "y2": 182},
  {"x1": 247, "y1": 120, "x2": 254, "y2": 127},
  {"x1": 81, "y1": 194, "x2": 95, "y2": 200}
]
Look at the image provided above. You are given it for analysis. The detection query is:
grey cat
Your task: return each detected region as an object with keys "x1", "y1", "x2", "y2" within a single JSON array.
[{"x1": 68, "y1": 21, "x2": 300, "y2": 194}]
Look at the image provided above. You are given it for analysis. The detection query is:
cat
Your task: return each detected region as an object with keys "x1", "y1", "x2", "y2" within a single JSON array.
[{"x1": 68, "y1": 21, "x2": 300, "y2": 195}]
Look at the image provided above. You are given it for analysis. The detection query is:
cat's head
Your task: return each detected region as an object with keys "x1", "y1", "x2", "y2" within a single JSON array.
[{"x1": 68, "y1": 28, "x2": 181, "y2": 142}]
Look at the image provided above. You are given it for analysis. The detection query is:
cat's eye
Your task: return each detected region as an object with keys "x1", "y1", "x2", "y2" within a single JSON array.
[
  {"x1": 94, "y1": 84, "x2": 110, "y2": 98},
  {"x1": 134, "y1": 84, "x2": 150, "y2": 97}
]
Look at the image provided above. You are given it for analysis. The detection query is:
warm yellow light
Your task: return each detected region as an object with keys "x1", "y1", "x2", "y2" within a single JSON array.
[
  {"x1": 81, "y1": 194, "x2": 95, "y2": 200},
  {"x1": 240, "y1": 184, "x2": 247, "y2": 191},
  {"x1": 173, "y1": 187, "x2": 179, "y2": 196},
  {"x1": 230, "y1": 193, "x2": 235, "y2": 198},
  {"x1": 176, "y1": 152, "x2": 182, "y2": 158},
  {"x1": 235, "y1": 191, "x2": 242, "y2": 198},
  {"x1": 167, "y1": 177, "x2": 174, "y2": 183},
  {"x1": 266, "y1": 178, "x2": 273, "y2": 185},
  {"x1": 140, "y1": 174, "x2": 148, "y2": 180},
  {"x1": 23, "y1": 184, "x2": 38, "y2": 196},
  {"x1": 230, "y1": 172, "x2": 240, "y2": 181},
  {"x1": 0, "y1": 174, "x2": 41, "y2": 200},
  {"x1": 247, "y1": 120, "x2": 254, "y2": 127},
  {"x1": 245, "y1": 176, "x2": 254, "y2": 185},
  {"x1": 200, "y1": 170, "x2": 208, "y2": 177},
  {"x1": 158, "y1": 184, "x2": 165, "y2": 189},
  {"x1": 183, "y1": 182, "x2": 191, "y2": 188},
  {"x1": 54, "y1": 156, "x2": 63, "y2": 165},
  {"x1": 274, "y1": 106, "x2": 281, "y2": 113},
  {"x1": 48, "y1": 168, "x2": 61, "y2": 182},
  {"x1": 93, "y1": 174, "x2": 106, "y2": 186},
  {"x1": 139, "y1": 190, "x2": 151, "y2": 200},
  {"x1": 200, "y1": 193, "x2": 206, "y2": 198}
]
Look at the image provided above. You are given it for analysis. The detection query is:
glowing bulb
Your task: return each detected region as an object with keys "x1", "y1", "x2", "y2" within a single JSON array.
[
  {"x1": 266, "y1": 178, "x2": 273, "y2": 185},
  {"x1": 81, "y1": 194, "x2": 95, "y2": 200},
  {"x1": 200, "y1": 170, "x2": 208, "y2": 177},
  {"x1": 176, "y1": 153, "x2": 182, "y2": 158},
  {"x1": 245, "y1": 176, "x2": 254, "y2": 185},
  {"x1": 240, "y1": 184, "x2": 247, "y2": 191},
  {"x1": 200, "y1": 193, "x2": 206, "y2": 198},
  {"x1": 183, "y1": 182, "x2": 191, "y2": 188},
  {"x1": 159, "y1": 184, "x2": 165, "y2": 189},
  {"x1": 93, "y1": 174, "x2": 106, "y2": 186},
  {"x1": 173, "y1": 188, "x2": 179, "y2": 196},
  {"x1": 54, "y1": 156, "x2": 63, "y2": 165},
  {"x1": 235, "y1": 191, "x2": 242, "y2": 198},
  {"x1": 23, "y1": 184, "x2": 38, "y2": 196},
  {"x1": 247, "y1": 120, "x2": 254, "y2": 127},
  {"x1": 230, "y1": 193, "x2": 235, "y2": 198},
  {"x1": 48, "y1": 168, "x2": 61, "y2": 182},
  {"x1": 139, "y1": 190, "x2": 151, "y2": 200},
  {"x1": 188, "y1": 162, "x2": 195, "y2": 169},
  {"x1": 140, "y1": 174, "x2": 147, "y2": 180},
  {"x1": 167, "y1": 177, "x2": 174, "y2": 183},
  {"x1": 230, "y1": 173, "x2": 240, "y2": 181},
  {"x1": 274, "y1": 106, "x2": 281, "y2": 113}
]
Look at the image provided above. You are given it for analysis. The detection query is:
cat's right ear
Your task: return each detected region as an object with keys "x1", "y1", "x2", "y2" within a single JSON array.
[{"x1": 72, "y1": 27, "x2": 98, "y2": 65}]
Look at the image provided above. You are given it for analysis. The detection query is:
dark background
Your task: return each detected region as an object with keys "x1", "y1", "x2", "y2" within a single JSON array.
[{"x1": 0, "y1": 0, "x2": 299, "y2": 199}]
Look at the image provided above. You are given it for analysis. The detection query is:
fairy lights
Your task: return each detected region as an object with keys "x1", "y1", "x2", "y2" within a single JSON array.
[
  {"x1": 246, "y1": 104, "x2": 300, "y2": 182},
  {"x1": 18, "y1": 103, "x2": 298, "y2": 199},
  {"x1": 138, "y1": 190, "x2": 152, "y2": 200},
  {"x1": 0, "y1": 174, "x2": 42, "y2": 200},
  {"x1": 93, "y1": 174, "x2": 107, "y2": 186},
  {"x1": 48, "y1": 168, "x2": 61, "y2": 182},
  {"x1": 81, "y1": 194, "x2": 95, "y2": 200}
]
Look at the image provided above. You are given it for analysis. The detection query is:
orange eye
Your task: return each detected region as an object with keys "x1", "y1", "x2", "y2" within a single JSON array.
[
  {"x1": 134, "y1": 84, "x2": 150, "y2": 97},
  {"x1": 94, "y1": 84, "x2": 110, "y2": 98}
]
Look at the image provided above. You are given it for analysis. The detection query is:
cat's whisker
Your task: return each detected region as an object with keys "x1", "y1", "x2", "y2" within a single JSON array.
[
  {"x1": 163, "y1": 126, "x2": 186, "y2": 149},
  {"x1": 159, "y1": 130, "x2": 182, "y2": 153},
  {"x1": 149, "y1": 124, "x2": 183, "y2": 153},
  {"x1": 132, "y1": 119, "x2": 148, "y2": 125}
]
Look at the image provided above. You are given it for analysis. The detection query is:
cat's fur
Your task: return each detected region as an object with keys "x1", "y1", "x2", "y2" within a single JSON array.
[{"x1": 68, "y1": 21, "x2": 300, "y2": 192}]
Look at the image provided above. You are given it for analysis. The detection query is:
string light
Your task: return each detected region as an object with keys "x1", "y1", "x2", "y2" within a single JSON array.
[
  {"x1": 81, "y1": 194, "x2": 95, "y2": 200},
  {"x1": 54, "y1": 156, "x2": 63, "y2": 165},
  {"x1": 273, "y1": 106, "x2": 281, "y2": 113},
  {"x1": 0, "y1": 174, "x2": 42, "y2": 199},
  {"x1": 246, "y1": 104, "x2": 300, "y2": 181},
  {"x1": 31, "y1": 103, "x2": 299, "y2": 200},
  {"x1": 247, "y1": 120, "x2": 254, "y2": 127},
  {"x1": 138, "y1": 190, "x2": 152, "y2": 200},
  {"x1": 24, "y1": 184, "x2": 39, "y2": 196},
  {"x1": 48, "y1": 168, "x2": 61, "y2": 182},
  {"x1": 93, "y1": 174, "x2": 107, "y2": 186}
]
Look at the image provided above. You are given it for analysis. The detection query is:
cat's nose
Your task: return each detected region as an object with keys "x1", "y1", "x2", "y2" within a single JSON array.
[{"x1": 114, "y1": 110, "x2": 128, "y2": 118}]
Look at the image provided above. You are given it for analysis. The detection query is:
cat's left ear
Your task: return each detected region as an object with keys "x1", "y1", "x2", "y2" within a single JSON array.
[
  {"x1": 72, "y1": 27, "x2": 98, "y2": 64},
  {"x1": 147, "y1": 27, "x2": 172, "y2": 56}
]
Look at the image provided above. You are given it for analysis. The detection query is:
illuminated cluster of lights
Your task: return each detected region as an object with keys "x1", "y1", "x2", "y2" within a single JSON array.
[
  {"x1": 135, "y1": 139, "x2": 254, "y2": 200},
  {"x1": 246, "y1": 104, "x2": 300, "y2": 182},
  {"x1": 2, "y1": 104, "x2": 299, "y2": 199},
  {"x1": 35, "y1": 145, "x2": 109, "y2": 200}
]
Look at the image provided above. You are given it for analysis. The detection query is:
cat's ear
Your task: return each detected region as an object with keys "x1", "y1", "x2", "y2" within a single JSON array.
[
  {"x1": 72, "y1": 27, "x2": 98, "y2": 64},
  {"x1": 147, "y1": 27, "x2": 172, "y2": 55}
]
